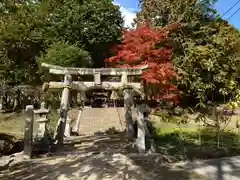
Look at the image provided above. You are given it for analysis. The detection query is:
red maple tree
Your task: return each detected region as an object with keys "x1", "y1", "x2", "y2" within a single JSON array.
[{"x1": 105, "y1": 23, "x2": 179, "y2": 102}]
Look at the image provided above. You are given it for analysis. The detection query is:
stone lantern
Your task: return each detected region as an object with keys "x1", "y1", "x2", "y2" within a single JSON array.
[
  {"x1": 110, "y1": 90, "x2": 119, "y2": 100},
  {"x1": 80, "y1": 91, "x2": 87, "y2": 102},
  {"x1": 110, "y1": 89, "x2": 120, "y2": 107},
  {"x1": 77, "y1": 91, "x2": 87, "y2": 105},
  {"x1": 34, "y1": 102, "x2": 50, "y2": 143}
]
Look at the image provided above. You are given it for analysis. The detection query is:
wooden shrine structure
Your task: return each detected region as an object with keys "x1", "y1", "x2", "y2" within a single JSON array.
[{"x1": 41, "y1": 63, "x2": 154, "y2": 153}]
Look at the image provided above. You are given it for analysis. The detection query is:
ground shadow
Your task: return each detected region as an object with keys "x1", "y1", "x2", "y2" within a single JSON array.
[
  {"x1": 1, "y1": 132, "x2": 207, "y2": 180},
  {"x1": 1, "y1": 126, "x2": 240, "y2": 180}
]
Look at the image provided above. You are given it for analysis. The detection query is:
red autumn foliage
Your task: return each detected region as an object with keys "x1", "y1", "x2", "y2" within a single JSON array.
[{"x1": 105, "y1": 23, "x2": 179, "y2": 103}]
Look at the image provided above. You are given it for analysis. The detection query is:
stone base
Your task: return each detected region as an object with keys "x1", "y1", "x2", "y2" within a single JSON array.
[
  {"x1": 64, "y1": 123, "x2": 71, "y2": 137},
  {"x1": 64, "y1": 117, "x2": 75, "y2": 137}
]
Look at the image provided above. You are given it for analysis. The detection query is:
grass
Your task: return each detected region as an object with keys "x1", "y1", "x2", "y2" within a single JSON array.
[
  {"x1": 149, "y1": 110, "x2": 240, "y2": 161},
  {"x1": 0, "y1": 112, "x2": 25, "y2": 139},
  {"x1": 152, "y1": 125, "x2": 240, "y2": 161}
]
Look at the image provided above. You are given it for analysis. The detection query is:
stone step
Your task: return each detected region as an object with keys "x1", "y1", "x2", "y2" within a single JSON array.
[
  {"x1": 78, "y1": 108, "x2": 124, "y2": 135},
  {"x1": 68, "y1": 107, "x2": 137, "y2": 135}
]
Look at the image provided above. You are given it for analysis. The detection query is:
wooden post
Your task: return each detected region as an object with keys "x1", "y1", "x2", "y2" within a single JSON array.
[
  {"x1": 54, "y1": 74, "x2": 72, "y2": 144},
  {"x1": 24, "y1": 105, "x2": 34, "y2": 159}
]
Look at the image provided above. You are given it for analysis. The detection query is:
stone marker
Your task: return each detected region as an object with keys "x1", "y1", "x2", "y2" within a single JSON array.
[
  {"x1": 136, "y1": 103, "x2": 156, "y2": 153},
  {"x1": 23, "y1": 105, "x2": 34, "y2": 159},
  {"x1": 123, "y1": 89, "x2": 134, "y2": 139},
  {"x1": 136, "y1": 104, "x2": 147, "y2": 153},
  {"x1": 122, "y1": 72, "x2": 135, "y2": 138}
]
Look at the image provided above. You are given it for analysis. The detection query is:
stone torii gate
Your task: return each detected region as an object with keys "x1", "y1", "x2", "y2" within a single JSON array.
[{"x1": 41, "y1": 63, "x2": 148, "y2": 146}]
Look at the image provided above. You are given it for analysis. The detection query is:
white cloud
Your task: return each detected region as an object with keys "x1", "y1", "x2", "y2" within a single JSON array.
[
  {"x1": 113, "y1": 1, "x2": 136, "y2": 28},
  {"x1": 120, "y1": 6, "x2": 136, "y2": 28}
]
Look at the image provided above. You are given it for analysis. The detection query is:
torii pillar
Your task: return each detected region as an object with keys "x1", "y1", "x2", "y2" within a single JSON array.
[{"x1": 54, "y1": 74, "x2": 72, "y2": 145}]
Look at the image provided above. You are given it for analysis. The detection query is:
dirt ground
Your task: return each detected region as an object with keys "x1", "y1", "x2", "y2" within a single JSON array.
[{"x1": 0, "y1": 135, "x2": 207, "y2": 180}]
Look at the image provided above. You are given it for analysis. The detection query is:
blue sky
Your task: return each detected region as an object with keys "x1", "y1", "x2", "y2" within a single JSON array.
[{"x1": 114, "y1": 0, "x2": 240, "y2": 29}]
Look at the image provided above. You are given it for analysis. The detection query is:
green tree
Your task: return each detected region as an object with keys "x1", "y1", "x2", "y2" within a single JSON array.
[
  {"x1": 40, "y1": 0, "x2": 124, "y2": 67},
  {"x1": 136, "y1": 0, "x2": 240, "y2": 107},
  {"x1": 0, "y1": 1, "x2": 45, "y2": 85},
  {"x1": 0, "y1": 0, "x2": 123, "y2": 85},
  {"x1": 136, "y1": 0, "x2": 217, "y2": 26},
  {"x1": 38, "y1": 41, "x2": 92, "y2": 67}
]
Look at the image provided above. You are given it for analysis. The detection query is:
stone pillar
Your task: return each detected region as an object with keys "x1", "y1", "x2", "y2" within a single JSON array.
[
  {"x1": 23, "y1": 105, "x2": 34, "y2": 159},
  {"x1": 123, "y1": 88, "x2": 134, "y2": 139},
  {"x1": 122, "y1": 72, "x2": 134, "y2": 138},
  {"x1": 64, "y1": 116, "x2": 73, "y2": 137},
  {"x1": 136, "y1": 104, "x2": 146, "y2": 153},
  {"x1": 135, "y1": 103, "x2": 156, "y2": 154},
  {"x1": 72, "y1": 107, "x2": 83, "y2": 134},
  {"x1": 72, "y1": 91, "x2": 86, "y2": 134},
  {"x1": 54, "y1": 74, "x2": 72, "y2": 145}
]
